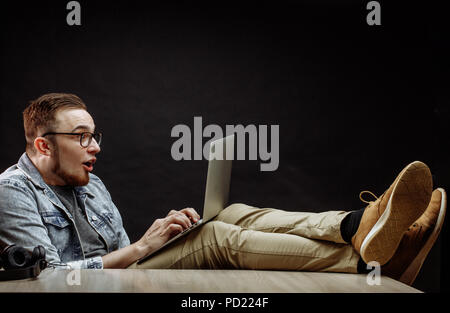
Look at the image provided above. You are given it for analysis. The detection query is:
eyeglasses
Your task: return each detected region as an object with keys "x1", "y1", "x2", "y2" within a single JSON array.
[{"x1": 42, "y1": 132, "x2": 102, "y2": 148}]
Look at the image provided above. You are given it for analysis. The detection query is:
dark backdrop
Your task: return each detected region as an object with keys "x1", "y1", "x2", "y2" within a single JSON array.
[{"x1": 1, "y1": 0, "x2": 448, "y2": 292}]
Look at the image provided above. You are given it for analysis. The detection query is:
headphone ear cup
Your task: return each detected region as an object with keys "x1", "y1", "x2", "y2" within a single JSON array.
[
  {"x1": 2, "y1": 246, "x2": 31, "y2": 269},
  {"x1": 31, "y1": 245, "x2": 46, "y2": 265}
]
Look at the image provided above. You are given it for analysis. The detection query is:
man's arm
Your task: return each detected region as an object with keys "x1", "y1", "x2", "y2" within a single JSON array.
[{"x1": 102, "y1": 208, "x2": 200, "y2": 268}]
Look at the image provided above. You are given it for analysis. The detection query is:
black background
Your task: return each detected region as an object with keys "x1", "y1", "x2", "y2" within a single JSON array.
[{"x1": 0, "y1": 0, "x2": 448, "y2": 292}]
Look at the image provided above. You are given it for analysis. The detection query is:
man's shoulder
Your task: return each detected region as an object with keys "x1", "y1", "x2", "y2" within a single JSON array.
[
  {"x1": 0, "y1": 164, "x2": 29, "y2": 188},
  {"x1": 0, "y1": 164, "x2": 37, "y2": 207}
]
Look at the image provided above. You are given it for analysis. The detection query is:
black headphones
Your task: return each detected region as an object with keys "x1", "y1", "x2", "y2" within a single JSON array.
[{"x1": 0, "y1": 244, "x2": 47, "y2": 281}]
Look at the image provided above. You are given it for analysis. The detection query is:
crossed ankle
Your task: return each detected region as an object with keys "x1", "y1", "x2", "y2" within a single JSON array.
[{"x1": 340, "y1": 208, "x2": 365, "y2": 243}]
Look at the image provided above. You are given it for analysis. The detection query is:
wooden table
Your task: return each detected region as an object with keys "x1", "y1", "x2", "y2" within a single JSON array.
[{"x1": 0, "y1": 268, "x2": 420, "y2": 293}]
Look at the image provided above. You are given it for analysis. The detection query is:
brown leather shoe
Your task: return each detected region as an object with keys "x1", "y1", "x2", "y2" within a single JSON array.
[
  {"x1": 351, "y1": 161, "x2": 432, "y2": 265},
  {"x1": 382, "y1": 188, "x2": 447, "y2": 285}
]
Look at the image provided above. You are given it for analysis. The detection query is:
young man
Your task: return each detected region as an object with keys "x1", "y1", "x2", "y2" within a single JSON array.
[{"x1": 0, "y1": 93, "x2": 446, "y2": 285}]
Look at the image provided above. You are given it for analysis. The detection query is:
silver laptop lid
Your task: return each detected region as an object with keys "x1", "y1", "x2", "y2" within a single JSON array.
[{"x1": 202, "y1": 134, "x2": 234, "y2": 222}]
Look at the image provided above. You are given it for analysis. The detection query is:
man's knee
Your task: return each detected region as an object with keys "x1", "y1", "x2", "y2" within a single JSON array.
[
  {"x1": 200, "y1": 220, "x2": 226, "y2": 235},
  {"x1": 215, "y1": 203, "x2": 258, "y2": 223},
  {"x1": 198, "y1": 221, "x2": 240, "y2": 244}
]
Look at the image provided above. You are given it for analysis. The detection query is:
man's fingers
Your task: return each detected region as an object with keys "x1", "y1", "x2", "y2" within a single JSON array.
[
  {"x1": 180, "y1": 207, "x2": 200, "y2": 222},
  {"x1": 166, "y1": 214, "x2": 192, "y2": 229},
  {"x1": 167, "y1": 208, "x2": 200, "y2": 223},
  {"x1": 167, "y1": 209, "x2": 179, "y2": 216},
  {"x1": 160, "y1": 223, "x2": 183, "y2": 238}
]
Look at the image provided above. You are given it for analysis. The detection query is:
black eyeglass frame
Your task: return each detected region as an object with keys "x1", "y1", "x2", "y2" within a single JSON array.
[{"x1": 41, "y1": 132, "x2": 102, "y2": 148}]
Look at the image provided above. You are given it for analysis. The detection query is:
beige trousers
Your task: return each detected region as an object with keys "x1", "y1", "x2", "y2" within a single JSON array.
[{"x1": 128, "y1": 203, "x2": 360, "y2": 273}]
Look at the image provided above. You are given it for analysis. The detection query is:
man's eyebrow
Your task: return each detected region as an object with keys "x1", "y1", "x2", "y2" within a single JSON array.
[{"x1": 71, "y1": 125, "x2": 95, "y2": 132}]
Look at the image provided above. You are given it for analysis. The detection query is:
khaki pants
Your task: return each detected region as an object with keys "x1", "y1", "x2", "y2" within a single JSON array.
[{"x1": 128, "y1": 203, "x2": 360, "y2": 273}]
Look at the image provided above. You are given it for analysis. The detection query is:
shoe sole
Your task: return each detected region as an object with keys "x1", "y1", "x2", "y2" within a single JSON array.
[
  {"x1": 360, "y1": 161, "x2": 432, "y2": 266},
  {"x1": 399, "y1": 188, "x2": 447, "y2": 285}
]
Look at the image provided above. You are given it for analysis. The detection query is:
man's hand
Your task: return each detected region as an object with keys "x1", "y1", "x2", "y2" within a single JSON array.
[{"x1": 135, "y1": 207, "x2": 201, "y2": 258}]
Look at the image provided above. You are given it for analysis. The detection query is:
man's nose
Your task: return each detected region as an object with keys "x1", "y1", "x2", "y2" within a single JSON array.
[{"x1": 87, "y1": 138, "x2": 101, "y2": 154}]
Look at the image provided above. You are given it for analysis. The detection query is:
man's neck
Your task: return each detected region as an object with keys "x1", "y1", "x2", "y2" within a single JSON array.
[{"x1": 27, "y1": 151, "x2": 66, "y2": 186}]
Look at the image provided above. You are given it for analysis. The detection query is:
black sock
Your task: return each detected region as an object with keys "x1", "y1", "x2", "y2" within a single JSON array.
[
  {"x1": 357, "y1": 257, "x2": 370, "y2": 274},
  {"x1": 340, "y1": 208, "x2": 365, "y2": 244}
]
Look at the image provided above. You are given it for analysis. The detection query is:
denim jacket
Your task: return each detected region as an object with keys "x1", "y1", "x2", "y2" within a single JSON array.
[{"x1": 0, "y1": 153, "x2": 130, "y2": 269}]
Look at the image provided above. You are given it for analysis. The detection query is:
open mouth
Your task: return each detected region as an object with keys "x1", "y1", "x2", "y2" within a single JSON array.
[{"x1": 82, "y1": 160, "x2": 95, "y2": 172}]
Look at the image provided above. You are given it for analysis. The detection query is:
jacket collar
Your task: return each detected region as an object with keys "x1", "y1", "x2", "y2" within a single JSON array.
[{"x1": 17, "y1": 152, "x2": 95, "y2": 198}]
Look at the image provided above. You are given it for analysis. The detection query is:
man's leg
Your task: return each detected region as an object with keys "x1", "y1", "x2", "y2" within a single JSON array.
[
  {"x1": 217, "y1": 160, "x2": 433, "y2": 266},
  {"x1": 213, "y1": 203, "x2": 369, "y2": 272},
  {"x1": 128, "y1": 220, "x2": 360, "y2": 273},
  {"x1": 215, "y1": 203, "x2": 351, "y2": 244}
]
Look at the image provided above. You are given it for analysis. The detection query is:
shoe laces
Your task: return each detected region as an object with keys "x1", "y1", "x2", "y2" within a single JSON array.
[
  {"x1": 359, "y1": 190, "x2": 388, "y2": 216},
  {"x1": 359, "y1": 190, "x2": 379, "y2": 204}
]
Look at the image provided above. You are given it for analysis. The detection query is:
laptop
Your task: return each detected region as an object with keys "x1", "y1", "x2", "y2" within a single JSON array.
[{"x1": 137, "y1": 134, "x2": 234, "y2": 264}]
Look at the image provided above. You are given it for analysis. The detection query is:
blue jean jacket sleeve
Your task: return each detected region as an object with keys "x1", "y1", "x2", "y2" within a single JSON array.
[{"x1": 66, "y1": 256, "x2": 104, "y2": 269}]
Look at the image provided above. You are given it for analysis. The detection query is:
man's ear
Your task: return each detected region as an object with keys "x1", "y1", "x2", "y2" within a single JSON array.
[{"x1": 34, "y1": 137, "x2": 52, "y2": 156}]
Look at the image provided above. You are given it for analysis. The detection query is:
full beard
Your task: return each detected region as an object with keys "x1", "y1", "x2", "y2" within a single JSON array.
[{"x1": 53, "y1": 147, "x2": 90, "y2": 186}]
